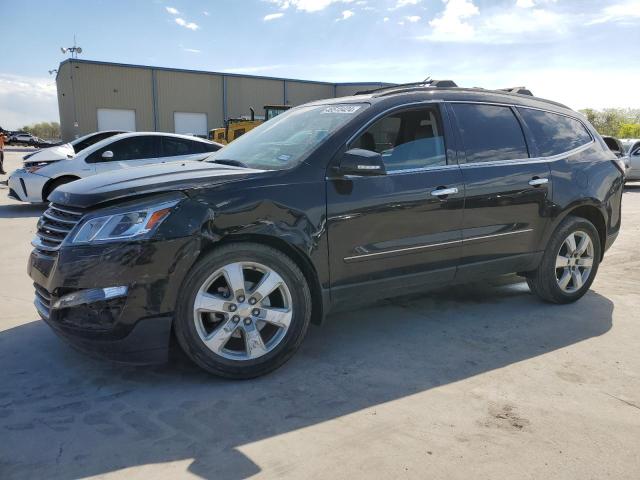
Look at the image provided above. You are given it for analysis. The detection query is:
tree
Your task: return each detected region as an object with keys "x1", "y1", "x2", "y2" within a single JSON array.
[
  {"x1": 618, "y1": 123, "x2": 640, "y2": 139},
  {"x1": 578, "y1": 108, "x2": 640, "y2": 138},
  {"x1": 20, "y1": 122, "x2": 61, "y2": 140}
]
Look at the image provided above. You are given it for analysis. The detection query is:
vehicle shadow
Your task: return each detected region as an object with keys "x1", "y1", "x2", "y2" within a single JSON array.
[
  {"x1": 0, "y1": 203, "x2": 46, "y2": 219},
  {"x1": 0, "y1": 277, "x2": 613, "y2": 479}
]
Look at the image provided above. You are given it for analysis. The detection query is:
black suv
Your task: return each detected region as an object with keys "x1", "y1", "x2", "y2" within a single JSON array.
[{"x1": 29, "y1": 83, "x2": 624, "y2": 378}]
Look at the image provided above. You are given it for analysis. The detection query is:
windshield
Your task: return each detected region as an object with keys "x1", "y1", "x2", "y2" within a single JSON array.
[{"x1": 207, "y1": 103, "x2": 368, "y2": 170}]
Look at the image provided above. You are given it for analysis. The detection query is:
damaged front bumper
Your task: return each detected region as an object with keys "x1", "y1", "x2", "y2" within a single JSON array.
[{"x1": 28, "y1": 236, "x2": 201, "y2": 364}]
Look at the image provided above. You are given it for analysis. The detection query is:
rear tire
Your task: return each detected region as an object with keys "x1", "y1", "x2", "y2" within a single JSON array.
[
  {"x1": 527, "y1": 216, "x2": 601, "y2": 304},
  {"x1": 174, "y1": 243, "x2": 312, "y2": 379}
]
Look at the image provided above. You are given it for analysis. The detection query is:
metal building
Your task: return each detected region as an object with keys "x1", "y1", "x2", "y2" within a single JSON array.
[{"x1": 56, "y1": 59, "x2": 390, "y2": 141}]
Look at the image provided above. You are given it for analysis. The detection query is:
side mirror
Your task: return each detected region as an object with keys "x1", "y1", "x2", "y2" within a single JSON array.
[
  {"x1": 339, "y1": 148, "x2": 386, "y2": 176},
  {"x1": 633, "y1": 150, "x2": 640, "y2": 157},
  {"x1": 101, "y1": 150, "x2": 114, "y2": 159}
]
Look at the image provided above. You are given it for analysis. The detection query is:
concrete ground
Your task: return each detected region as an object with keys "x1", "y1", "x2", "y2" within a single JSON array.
[{"x1": 0, "y1": 149, "x2": 639, "y2": 479}]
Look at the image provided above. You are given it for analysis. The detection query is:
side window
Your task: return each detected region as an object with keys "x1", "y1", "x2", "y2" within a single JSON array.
[
  {"x1": 517, "y1": 108, "x2": 592, "y2": 156},
  {"x1": 74, "y1": 132, "x2": 121, "y2": 152},
  {"x1": 88, "y1": 136, "x2": 158, "y2": 162},
  {"x1": 352, "y1": 107, "x2": 447, "y2": 171},
  {"x1": 451, "y1": 103, "x2": 529, "y2": 163},
  {"x1": 162, "y1": 137, "x2": 199, "y2": 157},
  {"x1": 203, "y1": 142, "x2": 221, "y2": 152}
]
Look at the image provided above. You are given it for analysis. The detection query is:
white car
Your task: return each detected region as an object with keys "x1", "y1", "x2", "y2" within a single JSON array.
[
  {"x1": 620, "y1": 139, "x2": 640, "y2": 181},
  {"x1": 20, "y1": 130, "x2": 126, "y2": 163},
  {"x1": 8, "y1": 132, "x2": 223, "y2": 203}
]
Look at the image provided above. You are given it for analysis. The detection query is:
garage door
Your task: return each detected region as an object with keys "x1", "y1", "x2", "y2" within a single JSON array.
[
  {"x1": 174, "y1": 112, "x2": 207, "y2": 136},
  {"x1": 97, "y1": 109, "x2": 136, "y2": 131}
]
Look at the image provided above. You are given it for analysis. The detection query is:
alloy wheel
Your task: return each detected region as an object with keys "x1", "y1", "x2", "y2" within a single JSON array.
[
  {"x1": 193, "y1": 261, "x2": 293, "y2": 360},
  {"x1": 555, "y1": 230, "x2": 594, "y2": 293}
]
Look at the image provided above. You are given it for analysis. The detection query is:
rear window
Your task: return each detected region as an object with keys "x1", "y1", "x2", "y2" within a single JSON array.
[
  {"x1": 451, "y1": 103, "x2": 529, "y2": 163},
  {"x1": 517, "y1": 108, "x2": 592, "y2": 157}
]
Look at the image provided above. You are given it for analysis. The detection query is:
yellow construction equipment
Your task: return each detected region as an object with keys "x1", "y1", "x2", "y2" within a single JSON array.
[{"x1": 209, "y1": 105, "x2": 291, "y2": 144}]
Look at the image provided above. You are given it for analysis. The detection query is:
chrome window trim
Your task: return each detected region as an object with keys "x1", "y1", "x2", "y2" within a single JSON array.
[
  {"x1": 343, "y1": 228, "x2": 533, "y2": 262},
  {"x1": 387, "y1": 163, "x2": 460, "y2": 176},
  {"x1": 458, "y1": 140, "x2": 594, "y2": 169}
]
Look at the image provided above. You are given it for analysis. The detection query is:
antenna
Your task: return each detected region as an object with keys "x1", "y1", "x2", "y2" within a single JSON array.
[{"x1": 60, "y1": 35, "x2": 83, "y2": 58}]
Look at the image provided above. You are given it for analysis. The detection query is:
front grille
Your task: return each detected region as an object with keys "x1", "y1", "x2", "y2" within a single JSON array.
[
  {"x1": 34, "y1": 283, "x2": 52, "y2": 320},
  {"x1": 33, "y1": 203, "x2": 85, "y2": 253}
]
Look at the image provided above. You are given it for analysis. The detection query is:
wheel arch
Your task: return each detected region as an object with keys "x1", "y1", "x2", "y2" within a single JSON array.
[
  {"x1": 549, "y1": 203, "x2": 607, "y2": 260},
  {"x1": 197, "y1": 234, "x2": 326, "y2": 325},
  {"x1": 42, "y1": 175, "x2": 81, "y2": 202}
]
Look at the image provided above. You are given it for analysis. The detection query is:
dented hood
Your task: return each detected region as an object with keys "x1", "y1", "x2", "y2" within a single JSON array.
[
  {"x1": 49, "y1": 161, "x2": 266, "y2": 208},
  {"x1": 24, "y1": 143, "x2": 75, "y2": 162}
]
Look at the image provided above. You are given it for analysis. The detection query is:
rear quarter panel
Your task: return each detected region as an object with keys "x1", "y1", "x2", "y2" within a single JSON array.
[{"x1": 543, "y1": 143, "x2": 623, "y2": 249}]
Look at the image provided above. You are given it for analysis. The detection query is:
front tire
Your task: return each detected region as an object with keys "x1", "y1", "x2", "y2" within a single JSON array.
[
  {"x1": 174, "y1": 243, "x2": 312, "y2": 379},
  {"x1": 527, "y1": 216, "x2": 601, "y2": 304}
]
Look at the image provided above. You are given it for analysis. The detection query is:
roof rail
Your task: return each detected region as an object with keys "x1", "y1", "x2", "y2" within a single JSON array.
[
  {"x1": 355, "y1": 79, "x2": 458, "y2": 95},
  {"x1": 498, "y1": 86, "x2": 533, "y2": 96}
]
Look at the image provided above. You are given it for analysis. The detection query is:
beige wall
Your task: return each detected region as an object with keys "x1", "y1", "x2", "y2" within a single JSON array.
[
  {"x1": 56, "y1": 62, "x2": 76, "y2": 141},
  {"x1": 155, "y1": 70, "x2": 224, "y2": 132},
  {"x1": 64, "y1": 62, "x2": 154, "y2": 140},
  {"x1": 226, "y1": 77, "x2": 284, "y2": 119},
  {"x1": 56, "y1": 60, "x2": 389, "y2": 141},
  {"x1": 285, "y1": 81, "x2": 334, "y2": 106}
]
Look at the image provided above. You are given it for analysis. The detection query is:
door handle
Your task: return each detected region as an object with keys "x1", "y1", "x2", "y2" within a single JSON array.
[
  {"x1": 431, "y1": 187, "x2": 459, "y2": 197},
  {"x1": 528, "y1": 177, "x2": 549, "y2": 186}
]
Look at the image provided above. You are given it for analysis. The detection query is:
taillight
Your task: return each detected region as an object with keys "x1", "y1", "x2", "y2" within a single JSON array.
[{"x1": 612, "y1": 158, "x2": 627, "y2": 176}]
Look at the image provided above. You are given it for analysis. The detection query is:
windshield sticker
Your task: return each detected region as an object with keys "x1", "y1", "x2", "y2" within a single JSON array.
[
  {"x1": 321, "y1": 105, "x2": 362, "y2": 114},
  {"x1": 277, "y1": 154, "x2": 292, "y2": 162}
]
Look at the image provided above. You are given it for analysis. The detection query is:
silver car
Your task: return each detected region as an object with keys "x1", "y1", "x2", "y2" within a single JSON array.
[{"x1": 621, "y1": 138, "x2": 640, "y2": 181}]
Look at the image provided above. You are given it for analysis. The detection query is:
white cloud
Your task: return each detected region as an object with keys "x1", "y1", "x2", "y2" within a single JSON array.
[
  {"x1": 0, "y1": 74, "x2": 58, "y2": 129},
  {"x1": 339, "y1": 9, "x2": 354, "y2": 20},
  {"x1": 182, "y1": 48, "x2": 201, "y2": 53},
  {"x1": 175, "y1": 18, "x2": 200, "y2": 30},
  {"x1": 203, "y1": 11, "x2": 210, "y2": 16},
  {"x1": 390, "y1": 0, "x2": 421, "y2": 9},
  {"x1": 383, "y1": 16, "x2": 390, "y2": 22},
  {"x1": 516, "y1": 0, "x2": 535, "y2": 7},
  {"x1": 266, "y1": 0, "x2": 355, "y2": 13},
  {"x1": 428, "y1": 0, "x2": 479, "y2": 40},
  {"x1": 264, "y1": 12, "x2": 285, "y2": 20},
  {"x1": 588, "y1": 0, "x2": 640, "y2": 25},
  {"x1": 406, "y1": 15, "x2": 421, "y2": 22},
  {"x1": 165, "y1": 6, "x2": 179, "y2": 15},
  {"x1": 420, "y1": 0, "x2": 574, "y2": 43}
]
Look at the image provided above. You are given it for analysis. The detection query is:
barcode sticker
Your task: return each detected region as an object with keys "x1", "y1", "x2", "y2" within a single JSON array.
[{"x1": 321, "y1": 105, "x2": 362, "y2": 114}]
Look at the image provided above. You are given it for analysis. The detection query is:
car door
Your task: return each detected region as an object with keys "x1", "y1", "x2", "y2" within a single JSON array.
[
  {"x1": 447, "y1": 102, "x2": 551, "y2": 278},
  {"x1": 326, "y1": 103, "x2": 464, "y2": 305},
  {"x1": 629, "y1": 143, "x2": 640, "y2": 178},
  {"x1": 88, "y1": 135, "x2": 161, "y2": 174},
  {"x1": 159, "y1": 137, "x2": 212, "y2": 163}
]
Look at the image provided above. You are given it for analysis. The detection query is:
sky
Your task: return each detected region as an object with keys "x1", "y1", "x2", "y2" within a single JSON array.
[{"x1": 1, "y1": 0, "x2": 639, "y2": 129}]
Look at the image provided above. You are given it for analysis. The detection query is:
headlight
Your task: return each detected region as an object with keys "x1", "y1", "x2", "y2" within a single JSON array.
[
  {"x1": 71, "y1": 200, "x2": 179, "y2": 244},
  {"x1": 25, "y1": 161, "x2": 55, "y2": 173}
]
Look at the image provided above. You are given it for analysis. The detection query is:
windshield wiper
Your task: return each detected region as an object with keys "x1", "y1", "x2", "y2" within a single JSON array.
[{"x1": 209, "y1": 159, "x2": 250, "y2": 168}]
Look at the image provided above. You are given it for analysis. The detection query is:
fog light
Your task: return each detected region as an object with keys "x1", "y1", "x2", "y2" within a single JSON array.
[{"x1": 53, "y1": 286, "x2": 128, "y2": 309}]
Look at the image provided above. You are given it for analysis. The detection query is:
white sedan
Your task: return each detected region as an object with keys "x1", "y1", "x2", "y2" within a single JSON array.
[{"x1": 8, "y1": 132, "x2": 222, "y2": 203}]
